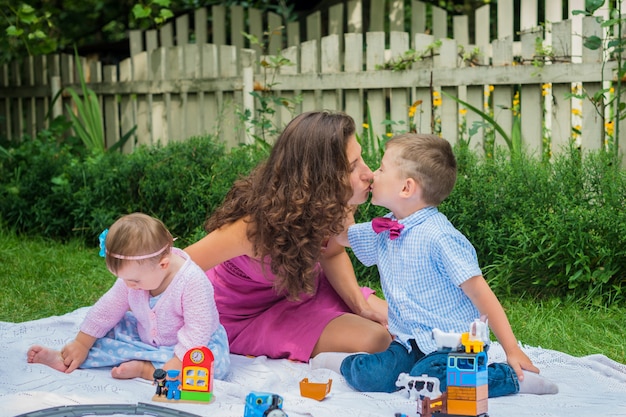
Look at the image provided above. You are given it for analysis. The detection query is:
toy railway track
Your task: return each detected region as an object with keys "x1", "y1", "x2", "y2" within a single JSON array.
[{"x1": 14, "y1": 402, "x2": 202, "y2": 417}]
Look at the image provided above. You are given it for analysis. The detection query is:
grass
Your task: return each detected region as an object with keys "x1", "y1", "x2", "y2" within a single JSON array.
[{"x1": 1, "y1": 228, "x2": 624, "y2": 365}]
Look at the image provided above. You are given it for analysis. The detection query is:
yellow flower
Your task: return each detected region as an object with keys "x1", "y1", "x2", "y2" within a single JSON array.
[
  {"x1": 489, "y1": 85, "x2": 494, "y2": 92},
  {"x1": 433, "y1": 98, "x2": 442, "y2": 107},
  {"x1": 362, "y1": 123, "x2": 369, "y2": 129},
  {"x1": 432, "y1": 91, "x2": 440, "y2": 98},
  {"x1": 610, "y1": 87, "x2": 615, "y2": 94},
  {"x1": 459, "y1": 108, "x2": 467, "y2": 116},
  {"x1": 408, "y1": 100, "x2": 422, "y2": 118},
  {"x1": 386, "y1": 132, "x2": 393, "y2": 137},
  {"x1": 571, "y1": 108, "x2": 582, "y2": 117},
  {"x1": 606, "y1": 120, "x2": 614, "y2": 136}
]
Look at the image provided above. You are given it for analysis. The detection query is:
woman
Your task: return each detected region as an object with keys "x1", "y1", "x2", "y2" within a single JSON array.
[{"x1": 185, "y1": 111, "x2": 392, "y2": 362}]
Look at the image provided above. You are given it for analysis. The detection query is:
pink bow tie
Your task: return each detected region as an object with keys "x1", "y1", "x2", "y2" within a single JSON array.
[{"x1": 372, "y1": 217, "x2": 404, "y2": 240}]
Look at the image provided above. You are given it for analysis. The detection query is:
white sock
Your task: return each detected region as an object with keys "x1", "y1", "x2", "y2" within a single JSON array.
[
  {"x1": 518, "y1": 371, "x2": 559, "y2": 395},
  {"x1": 309, "y1": 352, "x2": 353, "y2": 373}
]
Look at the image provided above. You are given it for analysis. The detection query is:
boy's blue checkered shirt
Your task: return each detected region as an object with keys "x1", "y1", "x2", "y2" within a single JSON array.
[{"x1": 348, "y1": 206, "x2": 482, "y2": 355}]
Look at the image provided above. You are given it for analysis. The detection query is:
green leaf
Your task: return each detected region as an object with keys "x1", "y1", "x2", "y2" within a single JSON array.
[
  {"x1": 584, "y1": 35, "x2": 603, "y2": 50},
  {"x1": 6, "y1": 26, "x2": 23, "y2": 37},
  {"x1": 132, "y1": 5, "x2": 152, "y2": 19},
  {"x1": 585, "y1": 0, "x2": 605, "y2": 14}
]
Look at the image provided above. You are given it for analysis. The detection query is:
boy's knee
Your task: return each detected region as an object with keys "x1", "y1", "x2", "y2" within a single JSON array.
[{"x1": 340, "y1": 353, "x2": 398, "y2": 392}]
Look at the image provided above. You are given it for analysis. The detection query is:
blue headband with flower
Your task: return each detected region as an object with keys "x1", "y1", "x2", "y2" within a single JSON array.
[{"x1": 98, "y1": 229, "x2": 109, "y2": 258}]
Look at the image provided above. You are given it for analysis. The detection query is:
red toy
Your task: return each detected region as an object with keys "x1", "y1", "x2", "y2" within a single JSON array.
[{"x1": 152, "y1": 346, "x2": 215, "y2": 404}]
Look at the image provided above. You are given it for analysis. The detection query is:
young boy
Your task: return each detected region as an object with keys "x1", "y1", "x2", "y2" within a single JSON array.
[{"x1": 312, "y1": 133, "x2": 557, "y2": 397}]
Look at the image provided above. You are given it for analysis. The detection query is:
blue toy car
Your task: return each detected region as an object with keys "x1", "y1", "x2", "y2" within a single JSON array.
[{"x1": 243, "y1": 391, "x2": 288, "y2": 417}]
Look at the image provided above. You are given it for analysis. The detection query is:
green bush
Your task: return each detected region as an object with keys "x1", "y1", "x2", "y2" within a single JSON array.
[
  {"x1": 0, "y1": 133, "x2": 267, "y2": 246},
  {"x1": 1, "y1": 128, "x2": 625, "y2": 305}
]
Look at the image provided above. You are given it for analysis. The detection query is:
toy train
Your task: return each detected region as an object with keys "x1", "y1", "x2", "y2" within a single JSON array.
[{"x1": 244, "y1": 392, "x2": 288, "y2": 417}]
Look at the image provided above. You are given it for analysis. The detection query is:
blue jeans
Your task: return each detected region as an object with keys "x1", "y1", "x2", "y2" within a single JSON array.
[{"x1": 340, "y1": 341, "x2": 520, "y2": 397}]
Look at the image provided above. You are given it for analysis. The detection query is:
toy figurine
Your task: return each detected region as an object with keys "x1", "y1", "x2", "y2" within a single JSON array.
[
  {"x1": 165, "y1": 369, "x2": 182, "y2": 400},
  {"x1": 151, "y1": 346, "x2": 215, "y2": 404},
  {"x1": 396, "y1": 317, "x2": 489, "y2": 417},
  {"x1": 153, "y1": 368, "x2": 167, "y2": 397},
  {"x1": 243, "y1": 392, "x2": 288, "y2": 417}
]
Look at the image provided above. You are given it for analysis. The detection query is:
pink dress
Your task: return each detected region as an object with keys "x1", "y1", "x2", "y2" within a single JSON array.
[{"x1": 206, "y1": 255, "x2": 374, "y2": 362}]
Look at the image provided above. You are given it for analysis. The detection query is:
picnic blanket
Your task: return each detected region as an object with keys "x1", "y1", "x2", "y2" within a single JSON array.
[{"x1": 1, "y1": 307, "x2": 626, "y2": 417}]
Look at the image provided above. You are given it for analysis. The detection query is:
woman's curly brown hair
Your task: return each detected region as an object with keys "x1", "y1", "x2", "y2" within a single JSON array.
[{"x1": 205, "y1": 111, "x2": 355, "y2": 299}]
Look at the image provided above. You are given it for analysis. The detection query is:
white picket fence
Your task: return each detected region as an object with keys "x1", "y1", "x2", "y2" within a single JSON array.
[{"x1": 0, "y1": 0, "x2": 623, "y2": 164}]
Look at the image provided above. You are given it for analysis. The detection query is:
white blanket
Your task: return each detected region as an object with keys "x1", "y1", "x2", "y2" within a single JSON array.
[{"x1": 1, "y1": 307, "x2": 625, "y2": 417}]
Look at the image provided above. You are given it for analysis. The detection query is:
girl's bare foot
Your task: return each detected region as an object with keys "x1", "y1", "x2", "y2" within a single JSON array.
[
  {"x1": 27, "y1": 345, "x2": 69, "y2": 373},
  {"x1": 111, "y1": 360, "x2": 154, "y2": 380}
]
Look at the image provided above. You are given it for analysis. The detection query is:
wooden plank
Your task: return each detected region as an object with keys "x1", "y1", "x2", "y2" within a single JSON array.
[
  {"x1": 520, "y1": 0, "x2": 538, "y2": 31},
  {"x1": 413, "y1": 33, "x2": 434, "y2": 134},
  {"x1": 160, "y1": 22, "x2": 174, "y2": 47},
  {"x1": 129, "y1": 30, "x2": 143, "y2": 56},
  {"x1": 212, "y1": 5, "x2": 226, "y2": 45},
  {"x1": 306, "y1": 10, "x2": 322, "y2": 44},
  {"x1": 466, "y1": 85, "x2": 485, "y2": 150},
  {"x1": 366, "y1": 31, "x2": 385, "y2": 138},
  {"x1": 439, "y1": 39, "x2": 458, "y2": 144},
  {"x1": 551, "y1": 83, "x2": 572, "y2": 156},
  {"x1": 249, "y1": 8, "x2": 263, "y2": 56},
  {"x1": 194, "y1": 8, "x2": 208, "y2": 45},
  {"x1": 492, "y1": 36, "x2": 513, "y2": 66},
  {"x1": 412, "y1": 0, "x2": 427, "y2": 39},
  {"x1": 118, "y1": 57, "x2": 135, "y2": 151},
  {"x1": 389, "y1": 31, "x2": 409, "y2": 132},
  {"x1": 24, "y1": 56, "x2": 36, "y2": 139},
  {"x1": 166, "y1": 46, "x2": 183, "y2": 142},
  {"x1": 133, "y1": 52, "x2": 151, "y2": 146},
  {"x1": 492, "y1": 85, "x2": 513, "y2": 151},
  {"x1": 347, "y1": 0, "x2": 363, "y2": 33},
  {"x1": 146, "y1": 30, "x2": 158, "y2": 51},
  {"x1": 432, "y1": 5, "x2": 447, "y2": 40},
  {"x1": 278, "y1": 45, "x2": 299, "y2": 128},
  {"x1": 200, "y1": 43, "x2": 219, "y2": 137},
  {"x1": 328, "y1": 3, "x2": 344, "y2": 53},
  {"x1": 230, "y1": 5, "x2": 245, "y2": 49},
  {"x1": 183, "y1": 44, "x2": 200, "y2": 139},
  {"x1": 389, "y1": 0, "x2": 404, "y2": 32},
  {"x1": 240, "y1": 48, "x2": 255, "y2": 144},
  {"x1": 344, "y1": 33, "x2": 364, "y2": 134},
  {"x1": 287, "y1": 21, "x2": 300, "y2": 47},
  {"x1": 103, "y1": 65, "x2": 120, "y2": 149},
  {"x1": 475, "y1": 4, "x2": 490, "y2": 48},
  {"x1": 268, "y1": 12, "x2": 283, "y2": 54},
  {"x1": 453, "y1": 15, "x2": 469, "y2": 47},
  {"x1": 521, "y1": 28, "x2": 541, "y2": 63},
  {"x1": 218, "y1": 44, "x2": 239, "y2": 147},
  {"x1": 582, "y1": 16, "x2": 603, "y2": 64},
  {"x1": 321, "y1": 34, "x2": 341, "y2": 110},
  {"x1": 581, "y1": 82, "x2": 604, "y2": 152},
  {"x1": 521, "y1": 84, "x2": 543, "y2": 156},
  {"x1": 369, "y1": 0, "x2": 384, "y2": 32},
  {"x1": 497, "y1": 0, "x2": 514, "y2": 39},
  {"x1": 176, "y1": 14, "x2": 189, "y2": 46},
  {"x1": 301, "y1": 40, "x2": 319, "y2": 112}
]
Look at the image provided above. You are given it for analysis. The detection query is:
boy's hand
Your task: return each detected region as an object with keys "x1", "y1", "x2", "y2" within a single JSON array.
[
  {"x1": 505, "y1": 346, "x2": 540, "y2": 381},
  {"x1": 61, "y1": 340, "x2": 90, "y2": 373}
]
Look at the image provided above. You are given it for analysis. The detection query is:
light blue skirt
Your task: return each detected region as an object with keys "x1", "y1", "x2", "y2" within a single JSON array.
[{"x1": 80, "y1": 311, "x2": 230, "y2": 380}]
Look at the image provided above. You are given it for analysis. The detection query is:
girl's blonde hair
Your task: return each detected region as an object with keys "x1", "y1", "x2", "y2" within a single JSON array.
[{"x1": 105, "y1": 213, "x2": 173, "y2": 274}]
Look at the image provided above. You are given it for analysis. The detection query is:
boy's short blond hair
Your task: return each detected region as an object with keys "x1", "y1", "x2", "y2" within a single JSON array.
[{"x1": 385, "y1": 133, "x2": 457, "y2": 206}]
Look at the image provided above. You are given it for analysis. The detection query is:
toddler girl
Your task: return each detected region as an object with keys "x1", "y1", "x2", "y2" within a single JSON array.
[{"x1": 27, "y1": 212, "x2": 230, "y2": 380}]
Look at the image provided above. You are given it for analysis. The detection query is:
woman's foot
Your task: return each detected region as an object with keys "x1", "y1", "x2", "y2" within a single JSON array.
[
  {"x1": 111, "y1": 360, "x2": 155, "y2": 380},
  {"x1": 27, "y1": 345, "x2": 69, "y2": 373}
]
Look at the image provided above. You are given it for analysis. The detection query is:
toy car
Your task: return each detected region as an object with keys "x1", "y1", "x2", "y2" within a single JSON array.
[{"x1": 243, "y1": 391, "x2": 288, "y2": 417}]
